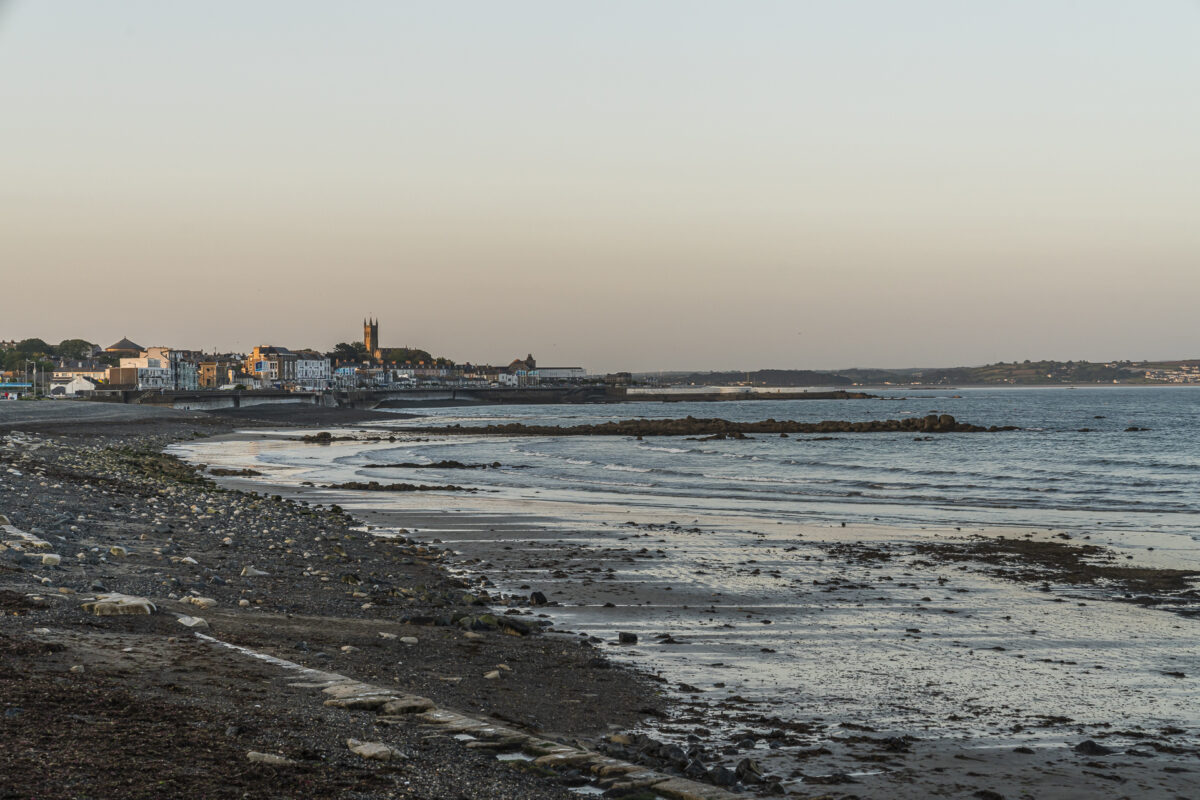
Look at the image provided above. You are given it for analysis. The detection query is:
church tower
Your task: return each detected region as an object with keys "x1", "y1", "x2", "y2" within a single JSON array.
[{"x1": 363, "y1": 318, "x2": 379, "y2": 360}]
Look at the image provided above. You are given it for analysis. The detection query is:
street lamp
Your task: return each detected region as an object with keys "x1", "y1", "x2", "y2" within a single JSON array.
[{"x1": 23, "y1": 360, "x2": 38, "y2": 398}]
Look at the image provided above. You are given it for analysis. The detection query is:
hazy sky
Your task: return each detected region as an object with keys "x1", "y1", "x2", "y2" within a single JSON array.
[{"x1": 3, "y1": 2, "x2": 1198, "y2": 372}]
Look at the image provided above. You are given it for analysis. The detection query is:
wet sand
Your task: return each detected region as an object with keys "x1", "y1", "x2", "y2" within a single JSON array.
[{"x1": 178, "y1": 427, "x2": 1200, "y2": 799}]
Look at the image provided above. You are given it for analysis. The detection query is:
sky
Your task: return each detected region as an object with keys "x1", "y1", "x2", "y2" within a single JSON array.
[{"x1": 2, "y1": 1, "x2": 1198, "y2": 372}]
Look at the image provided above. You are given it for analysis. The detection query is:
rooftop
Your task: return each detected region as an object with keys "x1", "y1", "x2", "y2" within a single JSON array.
[{"x1": 105, "y1": 337, "x2": 143, "y2": 352}]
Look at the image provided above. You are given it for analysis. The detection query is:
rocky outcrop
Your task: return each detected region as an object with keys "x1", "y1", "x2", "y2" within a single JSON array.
[
  {"x1": 324, "y1": 481, "x2": 476, "y2": 492},
  {"x1": 360, "y1": 460, "x2": 501, "y2": 470},
  {"x1": 398, "y1": 414, "x2": 1013, "y2": 437}
]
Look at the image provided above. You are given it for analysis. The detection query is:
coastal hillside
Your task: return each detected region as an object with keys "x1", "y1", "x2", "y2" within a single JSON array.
[{"x1": 658, "y1": 358, "x2": 1200, "y2": 386}]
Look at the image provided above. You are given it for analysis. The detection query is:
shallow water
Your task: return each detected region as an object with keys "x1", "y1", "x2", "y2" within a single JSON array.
[
  {"x1": 286, "y1": 387, "x2": 1200, "y2": 537},
  {"x1": 171, "y1": 386, "x2": 1200, "y2": 791}
]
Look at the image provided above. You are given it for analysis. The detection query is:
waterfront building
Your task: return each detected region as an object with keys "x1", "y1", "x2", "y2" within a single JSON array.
[
  {"x1": 294, "y1": 350, "x2": 332, "y2": 390},
  {"x1": 144, "y1": 347, "x2": 200, "y2": 390},
  {"x1": 245, "y1": 345, "x2": 297, "y2": 387},
  {"x1": 52, "y1": 360, "x2": 109, "y2": 383},
  {"x1": 50, "y1": 375, "x2": 100, "y2": 396},
  {"x1": 504, "y1": 354, "x2": 537, "y2": 386},
  {"x1": 198, "y1": 357, "x2": 245, "y2": 389},
  {"x1": 110, "y1": 356, "x2": 172, "y2": 390},
  {"x1": 536, "y1": 367, "x2": 587, "y2": 382}
]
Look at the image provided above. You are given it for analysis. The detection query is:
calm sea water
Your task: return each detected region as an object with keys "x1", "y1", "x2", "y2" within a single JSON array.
[{"x1": 351, "y1": 386, "x2": 1200, "y2": 539}]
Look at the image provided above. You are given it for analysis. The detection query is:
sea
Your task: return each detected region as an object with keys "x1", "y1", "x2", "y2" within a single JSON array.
[
  {"x1": 331, "y1": 386, "x2": 1200, "y2": 538},
  {"x1": 173, "y1": 386, "x2": 1200, "y2": 785}
]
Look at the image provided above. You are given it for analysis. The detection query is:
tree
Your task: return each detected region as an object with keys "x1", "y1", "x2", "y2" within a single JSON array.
[
  {"x1": 56, "y1": 338, "x2": 96, "y2": 360},
  {"x1": 14, "y1": 338, "x2": 51, "y2": 356},
  {"x1": 381, "y1": 347, "x2": 434, "y2": 364},
  {"x1": 327, "y1": 342, "x2": 368, "y2": 363},
  {"x1": 1, "y1": 349, "x2": 53, "y2": 375},
  {"x1": 0, "y1": 350, "x2": 24, "y2": 372}
]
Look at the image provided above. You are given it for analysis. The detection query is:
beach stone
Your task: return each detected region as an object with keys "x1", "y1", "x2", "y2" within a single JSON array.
[
  {"x1": 380, "y1": 695, "x2": 436, "y2": 715},
  {"x1": 323, "y1": 683, "x2": 374, "y2": 698},
  {"x1": 618, "y1": 632, "x2": 638, "y2": 644},
  {"x1": 185, "y1": 596, "x2": 217, "y2": 609},
  {"x1": 533, "y1": 749, "x2": 593, "y2": 768},
  {"x1": 347, "y1": 738, "x2": 405, "y2": 761},
  {"x1": 496, "y1": 617, "x2": 533, "y2": 636},
  {"x1": 484, "y1": 670, "x2": 501, "y2": 680},
  {"x1": 81, "y1": 593, "x2": 156, "y2": 616},
  {"x1": 735, "y1": 757, "x2": 763, "y2": 783},
  {"x1": 246, "y1": 751, "x2": 296, "y2": 766},
  {"x1": 40, "y1": 553, "x2": 61, "y2": 566},
  {"x1": 415, "y1": 709, "x2": 481, "y2": 728},
  {"x1": 710, "y1": 765, "x2": 738, "y2": 786},
  {"x1": 241, "y1": 565, "x2": 269, "y2": 577},
  {"x1": 400, "y1": 636, "x2": 418, "y2": 645},
  {"x1": 1074, "y1": 739, "x2": 1115, "y2": 756},
  {"x1": 109, "y1": 546, "x2": 128, "y2": 557},
  {"x1": 324, "y1": 693, "x2": 397, "y2": 710},
  {"x1": 650, "y1": 776, "x2": 743, "y2": 800},
  {"x1": 177, "y1": 615, "x2": 209, "y2": 629}
]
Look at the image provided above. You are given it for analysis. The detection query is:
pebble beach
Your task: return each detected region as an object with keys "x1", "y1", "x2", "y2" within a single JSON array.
[{"x1": 2, "y1": 399, "x2": 1198, "y2": 800}]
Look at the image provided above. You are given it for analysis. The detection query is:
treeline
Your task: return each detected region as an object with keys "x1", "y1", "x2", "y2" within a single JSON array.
[
  {"x1": 1, "y1": 338, "x2": 101, "y2": 372},
  {"x1": 326, "y1": 341, "x2": 453, "y2": 366}
]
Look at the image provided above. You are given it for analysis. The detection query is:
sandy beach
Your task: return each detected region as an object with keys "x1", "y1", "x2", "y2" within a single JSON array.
[{"x1": 2, "y1": 401, "x2": 1197, "y2": 799}]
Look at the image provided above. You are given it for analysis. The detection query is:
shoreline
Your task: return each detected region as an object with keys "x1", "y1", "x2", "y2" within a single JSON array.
[
  {"x1": 3, "y1": 402, "x2": 1198, "y2": 799},
  {"x1": 0, "y1": 405, "x2": 688, "y2": 800},
  {"x1": 178, "y1": 419, "x2": 1200, "y2": 799}
]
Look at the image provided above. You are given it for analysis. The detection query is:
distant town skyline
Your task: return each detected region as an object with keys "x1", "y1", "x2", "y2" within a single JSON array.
[{"x1": 3, "y1": 1, "x2": 1198, "y2": 373}]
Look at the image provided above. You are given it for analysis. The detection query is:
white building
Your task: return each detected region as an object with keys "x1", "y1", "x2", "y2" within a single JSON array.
[
  {"x1": 52, "y1": 360, "x2": 109, "y2": 383},
  {"x1": 50, "y1": 375, "x2": 100, "y2": 396},
  {"x1": 536, "y1": 367, "x2": 587, "y2": 382},
  {"x1": 294, "y1": 350, "x2": 332, "y2": 390}
]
